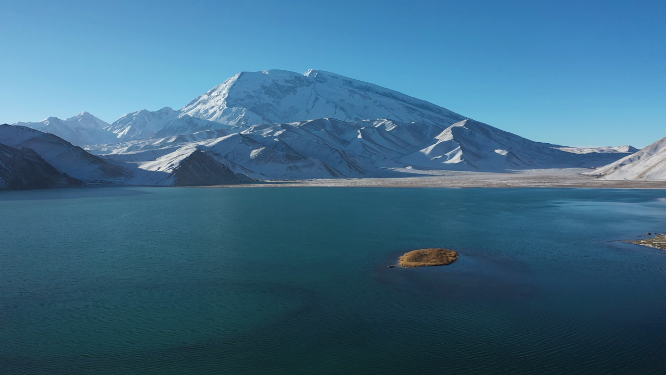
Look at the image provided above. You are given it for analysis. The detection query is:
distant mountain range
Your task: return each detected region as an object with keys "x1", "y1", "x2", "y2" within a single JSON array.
[
  {"x1": 2, "y1": 69, "x2": 660, "y2": 189},
  {"x1": 15, "y1": 111, "x2": 116, "y2": 146}
]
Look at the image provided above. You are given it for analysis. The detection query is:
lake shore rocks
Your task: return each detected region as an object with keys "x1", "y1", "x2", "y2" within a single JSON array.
[{"x1": 628, "y1": 234, "x2": 666, "y2": 251}]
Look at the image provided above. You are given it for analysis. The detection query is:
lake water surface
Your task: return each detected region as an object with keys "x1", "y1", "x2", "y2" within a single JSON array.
[{"x1": 1, "y1": 187, "x2": 665, "y2": 374}]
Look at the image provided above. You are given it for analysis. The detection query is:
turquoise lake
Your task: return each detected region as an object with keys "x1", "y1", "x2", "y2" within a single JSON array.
[{"x1": 1, "y1": 187, "x2": 665, "y2": 374}]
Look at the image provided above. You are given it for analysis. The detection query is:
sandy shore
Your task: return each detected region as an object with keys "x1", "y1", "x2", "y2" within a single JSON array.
[{"x1": 201, "y1": 169, "x2": 666, "y2": 189}]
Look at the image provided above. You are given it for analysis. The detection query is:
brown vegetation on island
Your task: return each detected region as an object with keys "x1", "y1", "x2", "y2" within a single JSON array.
[{"x1": 398, "y1": 248, "x2": 459, "y2": 268}]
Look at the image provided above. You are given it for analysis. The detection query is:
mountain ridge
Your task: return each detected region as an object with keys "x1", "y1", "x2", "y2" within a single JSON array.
[
  {"x1": 86, "y1": 117, "x2": 637, "y2": 181},
  {"x1": 0, "y1": 142, "x2": 83, "y2": 190},
  {"x1": 0, "y1": 124, "x2": 133, "y2": 184},
  {"x1": 587, "y1": 136, "x2": 666, "y2": 180}
]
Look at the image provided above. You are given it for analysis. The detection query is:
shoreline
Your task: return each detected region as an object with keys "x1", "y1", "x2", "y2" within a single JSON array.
[
  {"x1": 195, "y1": 169, "x2": 666, "y2": 189},
  {"x1": 627, "y1": 234, "x2": 666, "y2": 251}
]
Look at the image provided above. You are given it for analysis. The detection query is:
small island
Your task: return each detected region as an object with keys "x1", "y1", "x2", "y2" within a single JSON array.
[
  {"x1": 628, "y1": 234, "x2": 666, "y2": 251},
  {"x1": 397, "y1": 248, "x2": 459, "y2": 268}
]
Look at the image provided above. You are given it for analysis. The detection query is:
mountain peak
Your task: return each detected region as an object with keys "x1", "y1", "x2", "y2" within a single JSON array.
[
  {"x1": 65, "y1": 111, "x2": 109, "y2": 129},
  {"x1": 181, "y1": 69, "x2": 466, "y2": 127}
]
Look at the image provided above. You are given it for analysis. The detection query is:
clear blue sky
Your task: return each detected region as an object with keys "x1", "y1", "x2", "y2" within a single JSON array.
[{"x1": 1, "y1": 0, "x2": 664, "y2": 147}]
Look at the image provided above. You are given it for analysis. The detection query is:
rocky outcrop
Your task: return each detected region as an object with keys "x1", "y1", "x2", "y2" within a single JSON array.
[
  {"x1": 397, "y1": 248, "x2": 459, "y2": 268},
  {"x1": 628, "y1": 234, "x2": 666, "y2": 250}
]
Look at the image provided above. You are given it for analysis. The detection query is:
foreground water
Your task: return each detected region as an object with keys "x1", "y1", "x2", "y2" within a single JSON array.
[{"x1": 1, "y1": 187, "x2": 665, "y2": 374}]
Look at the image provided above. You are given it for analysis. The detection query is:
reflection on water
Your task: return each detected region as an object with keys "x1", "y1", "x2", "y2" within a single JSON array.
[{"x1": 0, "y1": 187, "x2": 665, "y2": 374}]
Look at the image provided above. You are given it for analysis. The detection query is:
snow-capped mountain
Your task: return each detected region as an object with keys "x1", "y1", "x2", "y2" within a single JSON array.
[
  {"x1": 100, "y1": 69, "x2": 468, "y2": 143},
  {"x1": 0, "y1": 125, "x2": 133, "y2": 184},
  {"x1": 181, "y1": 69, "x2": 466, "y2": 127},
  {"x1": 14, "y1": 112, "x2": 116, "y2": 146},
  {"x1": 587, "y1": 136, "x2": 666, "y2": 180},
  {"x1": 0, "y1": 142, "x2": 82, "y2": 190},
  {"x1": 7, "y1": 69, "x2": 639, "y2": 186}
]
